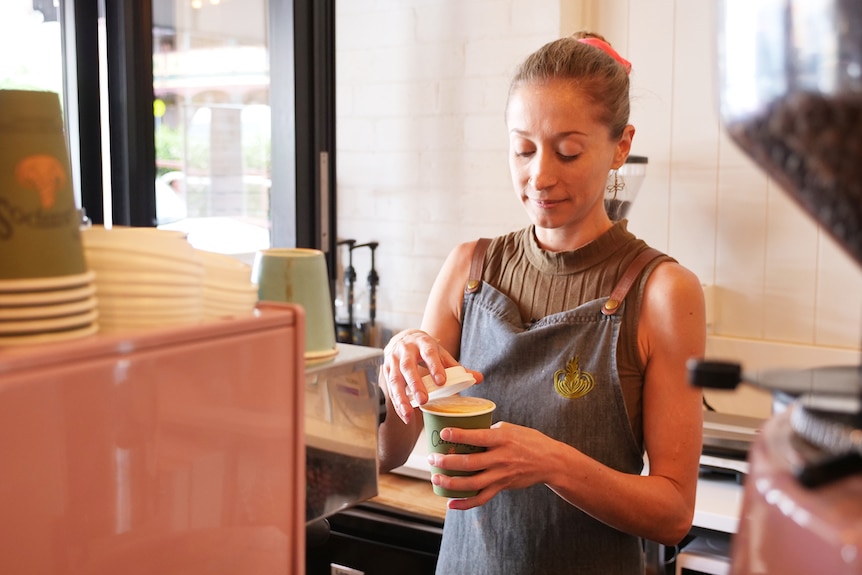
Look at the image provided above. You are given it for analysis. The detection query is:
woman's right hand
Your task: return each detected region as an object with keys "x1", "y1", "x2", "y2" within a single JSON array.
[
  {"x1": 376, "y1": 241, "x2": 479, "y2": 470},
  {"x1": 382, "y1": 328, "x2": 462, "y2": 424},
  {"x1": 382, "y1": 240, "x2": 481, "y2": 425}
]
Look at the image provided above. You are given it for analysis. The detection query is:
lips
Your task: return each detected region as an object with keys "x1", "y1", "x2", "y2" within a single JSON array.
[{"x1": 530, "y1": 198, "x2": 565, "y2": 209}]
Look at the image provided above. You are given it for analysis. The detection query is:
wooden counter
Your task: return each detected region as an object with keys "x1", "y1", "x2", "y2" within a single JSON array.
[{"x1": 370, "y1": 472, "x2": 447, "y2": 521}]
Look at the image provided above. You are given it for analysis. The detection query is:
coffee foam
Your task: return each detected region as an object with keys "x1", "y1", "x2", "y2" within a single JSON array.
[{"x1": 420, "y1": 395, "x2": 496, "y2": 416}]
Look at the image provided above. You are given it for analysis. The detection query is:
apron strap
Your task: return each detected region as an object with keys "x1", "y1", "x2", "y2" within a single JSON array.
[
  {"x1": 601, "y1": 247, "x2": 665, "y2": 316},
  {"x1": 465, "y1": 237, "x2": 492, "y2": 294}
]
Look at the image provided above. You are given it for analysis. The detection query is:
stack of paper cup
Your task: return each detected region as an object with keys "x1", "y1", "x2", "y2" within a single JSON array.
[
  {"x1": 195, "y1": 249, "x2": 257, "y2": 319},
  {"x1": 0, "y1": 89, "x2": 98, "y2": 346},
  {"x1": 82, "y1": 226, "x2": 203, "y2": 332},
  {"x1": 0, "y1": 274, "x2": 99, "y2": 346}
]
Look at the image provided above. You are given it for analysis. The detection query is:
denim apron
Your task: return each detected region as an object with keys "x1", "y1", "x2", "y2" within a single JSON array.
[{"x1": 434, "y1": 242, "x2": 662, "y2": 575}]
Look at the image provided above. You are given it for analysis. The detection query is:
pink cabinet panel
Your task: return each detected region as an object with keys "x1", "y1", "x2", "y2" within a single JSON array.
[{"x1": 0, "y1": 303, "x2": 305, "y2": 574}]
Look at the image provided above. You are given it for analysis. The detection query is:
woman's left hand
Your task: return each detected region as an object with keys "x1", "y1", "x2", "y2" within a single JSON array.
[{"x1": 426, "y1": 421, "x2": 559, "y2": 510}]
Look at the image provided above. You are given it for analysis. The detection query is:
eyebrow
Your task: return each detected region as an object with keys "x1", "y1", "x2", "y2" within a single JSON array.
[{"x1": 509, "y1": 129, "x2": 589, "y2": 137}]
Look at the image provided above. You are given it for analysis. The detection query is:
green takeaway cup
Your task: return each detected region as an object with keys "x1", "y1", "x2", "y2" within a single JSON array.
[{"x1": 420, "y1": 395, "x2": 496, "y2": 498}]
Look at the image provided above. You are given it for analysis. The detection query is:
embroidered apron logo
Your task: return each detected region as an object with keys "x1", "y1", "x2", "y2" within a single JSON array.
[{"x1": 554, "y1": 355, "x2": 595, "y2": 399}]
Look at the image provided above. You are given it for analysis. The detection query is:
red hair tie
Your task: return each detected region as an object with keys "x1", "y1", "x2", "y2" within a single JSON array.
[{"x1": 577, "y1": 37, "x2": 632, "y2": 74}]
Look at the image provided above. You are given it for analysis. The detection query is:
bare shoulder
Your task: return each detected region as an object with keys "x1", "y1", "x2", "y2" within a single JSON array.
[
  {"x1": 639, "y1": 259, "x2": 706, "y2": 360},
  {"x1": 424, "y1": 239, "x2": 484, "y2": 332},
  {"x1": 446, "y1": 239, "x2": 480, "y2": 267},
  {"x1": 434, "y1": 240, "x2": 481, "y2": 287},
  {"x1": 643, "y1": 260, "x2": 704, "y2": 312}
]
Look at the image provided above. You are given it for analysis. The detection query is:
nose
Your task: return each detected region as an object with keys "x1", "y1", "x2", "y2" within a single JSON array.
[{"x1": 528, "y1": 149, "x2": 558, "y2": 191}]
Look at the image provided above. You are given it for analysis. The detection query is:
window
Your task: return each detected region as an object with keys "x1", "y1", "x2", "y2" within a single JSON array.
[
  {"x1": 1, "y1": 0, "x2": 72, "y2": 195},
  {"x1": 5, "y1": 0, "x2": 337, "y2": 267},
  {"x1": 151, "y1": 0, "x2": 272, "y2": 255}
]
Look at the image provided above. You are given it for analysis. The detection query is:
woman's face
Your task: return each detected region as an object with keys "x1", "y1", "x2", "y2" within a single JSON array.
[{"x1": 506, "y1": 78, "x2": 634, "y2": 250}]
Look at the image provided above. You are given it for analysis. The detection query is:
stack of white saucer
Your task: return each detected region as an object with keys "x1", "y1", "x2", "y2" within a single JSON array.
[
  {"x1": 196, "y1": 249, "x2": 258, "y2": 320},
  {"x1": 82, "y1": 226, "x2": 204, "y2": 333},
  {"x1": 0, "y1": 271, "x2": 99, "y2": 346}
]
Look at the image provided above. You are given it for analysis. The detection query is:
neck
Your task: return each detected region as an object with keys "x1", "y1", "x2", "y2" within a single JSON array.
[{"x1": 534, "y1": 218, "x2": 614, "y2": 253}]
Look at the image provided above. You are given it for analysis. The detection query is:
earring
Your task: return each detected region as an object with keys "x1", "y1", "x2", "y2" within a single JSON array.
[{"x1": 606, "y1": 170, "x2": 625, "y2": 199}]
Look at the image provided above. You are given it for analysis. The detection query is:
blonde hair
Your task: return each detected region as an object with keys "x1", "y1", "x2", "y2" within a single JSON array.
[{"x1": 507, "y1": 31, "x2": 631, "y2": 139}]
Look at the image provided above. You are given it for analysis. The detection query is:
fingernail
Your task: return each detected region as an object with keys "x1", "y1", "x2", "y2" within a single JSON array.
[{"x1": 434, "y1": 373, "x2": 446, "y2": 385}]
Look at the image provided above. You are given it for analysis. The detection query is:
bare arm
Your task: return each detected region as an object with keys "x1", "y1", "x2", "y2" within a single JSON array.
[
  {"x1": 546, "y1": 261, "x2": 705, "y2": 543},
  {"x1": 377, "y1": 241, "x2": 482, "y2": 472},
  {"x1": 431, "y1": 261, "x2": 705, "y2": 545}
]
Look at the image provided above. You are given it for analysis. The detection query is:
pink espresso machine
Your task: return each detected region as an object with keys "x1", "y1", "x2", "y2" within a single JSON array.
[
  {"x1": 0, "y1": 302, "x2": 384, "y2": 575},
  {"x1": 0, "y1": 304, "x2": 308, "y2": 574},
  {"x1": 691, "y1": 1, "x2": 862, "y2": 573}
]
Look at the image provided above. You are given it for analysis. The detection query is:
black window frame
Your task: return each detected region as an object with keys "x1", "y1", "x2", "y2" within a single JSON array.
[{"x1": 61, "y1": 0, "x2": 337, "y2": 273}]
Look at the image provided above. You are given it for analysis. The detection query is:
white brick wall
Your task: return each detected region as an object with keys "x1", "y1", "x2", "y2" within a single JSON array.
[
  {"x1": 336, "y1": 0, "x2": 558, "y2": 333},
  {"x1": 335, "y1": 0, "x2": 862, "y2": 377}
]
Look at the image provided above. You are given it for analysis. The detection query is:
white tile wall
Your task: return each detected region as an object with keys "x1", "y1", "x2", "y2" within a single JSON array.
[{"x1": 335, "y1": 0, "x2": 862, "y2": 396}]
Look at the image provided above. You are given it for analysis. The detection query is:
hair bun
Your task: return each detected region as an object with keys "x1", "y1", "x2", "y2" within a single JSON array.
[{"x1": 577, "y1": 37, "x2": 632, "y2": 74}]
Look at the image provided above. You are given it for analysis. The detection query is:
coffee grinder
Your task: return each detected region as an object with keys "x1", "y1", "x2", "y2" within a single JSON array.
[{"x1": 690, "y1": 2, "x2": 862, "y2": 573}]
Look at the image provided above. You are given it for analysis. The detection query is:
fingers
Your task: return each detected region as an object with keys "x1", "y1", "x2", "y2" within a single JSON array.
[
  {"x1": 383, "y1": 360, "x2": 419, "y2": 424},
  {"x1": 436, "y1": 425, "x2": 496, "y2": 449},
  {"x1": 383, "y1": 329, "x2": 456, "y2": 423},
  {"x1": 431, "y1": 467, "x2": 500, "y2": 511},
  {"x1": 425, "y1": 344, "x2": 457, "y2": 384},
  {"x1": 425, "y1": 428, "x2": 495, "y2": 473},
  {"x1": 427, "y1": 450, "x2": 491, "y2": 473},
  {"x1": 426, "y1": 423, "x2": 554, "y2": 511},
  {"x1": 447, "y1": 488, "x2": 495, "y2": 510},
  {"x1": 465, "y1": 367, "x2": 484, "y2": 385}
]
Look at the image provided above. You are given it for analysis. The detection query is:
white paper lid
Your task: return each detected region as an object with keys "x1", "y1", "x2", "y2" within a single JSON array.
[{"x1": 409, "y1": 365, "x2": 476, "y2": 408}]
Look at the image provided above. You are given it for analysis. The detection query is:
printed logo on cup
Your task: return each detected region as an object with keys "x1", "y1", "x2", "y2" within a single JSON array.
[
  {"x1": 429, "y1": 429, "x2": 485, "y2": 454},
  {"x1": 0, "y1": 89, "x2": 86, "y2": 280},
  {"x1": 15, "y1": 154, "x2": 66, "y2": 210}
]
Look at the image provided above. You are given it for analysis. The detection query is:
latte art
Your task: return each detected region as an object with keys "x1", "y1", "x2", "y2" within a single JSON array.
[{"x1": 421, "y1": 395, "x2": 496, "y2": 416}]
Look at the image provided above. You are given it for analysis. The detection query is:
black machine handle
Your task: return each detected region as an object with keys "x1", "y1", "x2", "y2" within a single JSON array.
[{"x1": 687, "y1": 359, "x2": 743, "y2": 390}]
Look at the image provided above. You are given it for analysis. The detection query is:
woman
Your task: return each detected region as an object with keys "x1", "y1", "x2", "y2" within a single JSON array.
[{"x1": 377, "y1": 32, "x2": 705, "y2": 575}]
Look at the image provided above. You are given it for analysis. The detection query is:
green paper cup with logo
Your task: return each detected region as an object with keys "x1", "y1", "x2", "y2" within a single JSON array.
[
  {"x1": 420, "y1": 395, "x2": 496, "y2": 498},
  {"x1": 0, "y1": 90, "x2": 86, "y2": 281}
]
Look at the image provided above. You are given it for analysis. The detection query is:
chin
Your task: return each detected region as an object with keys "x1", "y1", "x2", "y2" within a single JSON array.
[{"x1": 526, "y1": 210, "x2": 566, "y2": 230}]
